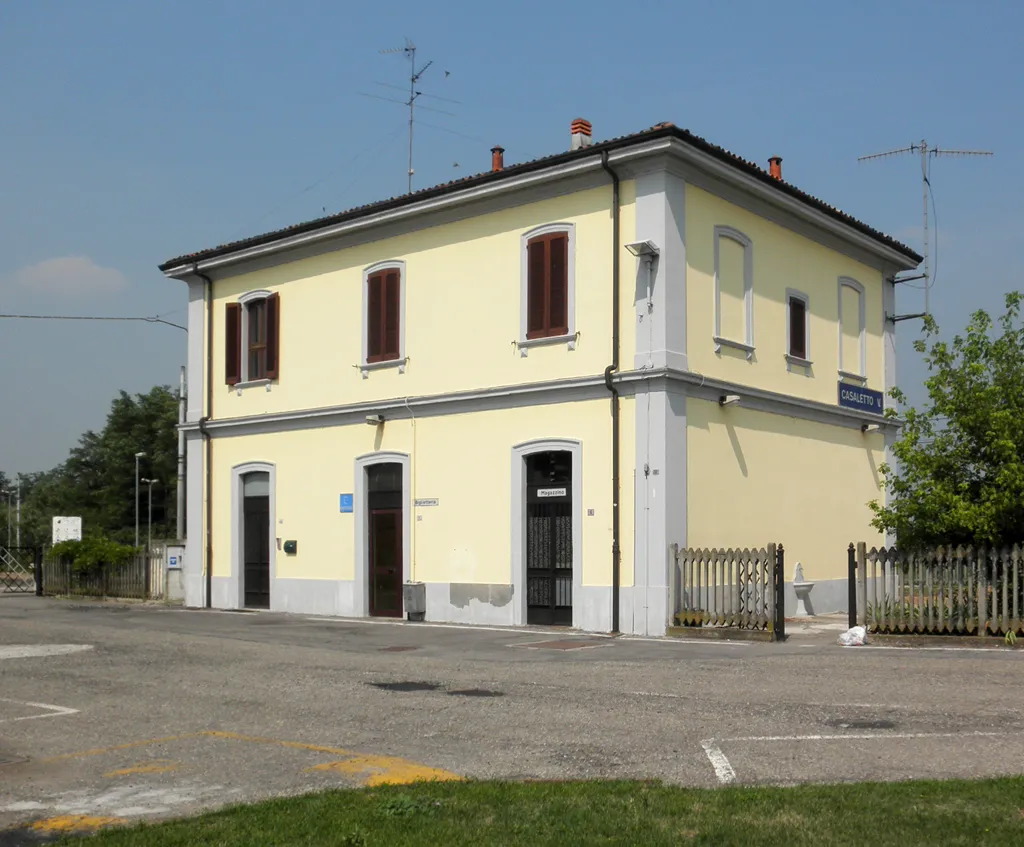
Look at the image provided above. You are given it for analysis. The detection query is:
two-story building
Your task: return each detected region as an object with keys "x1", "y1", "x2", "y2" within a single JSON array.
[{"x1": 160, "y1": 119, "x2": 920, "y2": 636}]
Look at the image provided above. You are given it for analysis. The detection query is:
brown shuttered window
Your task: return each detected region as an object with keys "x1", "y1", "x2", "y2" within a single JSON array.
[
  {"x1": 526, "y1": 232, "x2": 569, "y2": 339},
  {"x1": 225, "y1": 302, "x2": 241, "y2": 385},
  {"x1": 265, "y1": 293, "x2": 280, "y2": 379},
  {"x1": 788, "y1": 296, "x2": 807, "y2": 360},
  {"x1": 367, "y1": 269, "x2": 401, "y2": 362}
]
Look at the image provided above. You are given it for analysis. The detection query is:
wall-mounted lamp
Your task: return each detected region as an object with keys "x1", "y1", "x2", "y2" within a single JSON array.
[
  {"x1": 719, "y1": 394, "x2": 741, "y2": 407},
  {"x1": 861, "y1": 423, "x2": 880, "y2": 434},
  {"x1": 625, "y1": 240, "x2": 660, "y2": 258},
  {"x1": 365, "y1": 414, "x2": 384, "y2": 426}
]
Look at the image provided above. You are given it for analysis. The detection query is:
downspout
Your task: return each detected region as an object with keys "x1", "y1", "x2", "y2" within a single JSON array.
[
  {"x1": 600, "y1": 151, "x2": 621, "y2": 634},
  {"x1": 194, "y1": 263, "x2": 214, "y2": 609}
]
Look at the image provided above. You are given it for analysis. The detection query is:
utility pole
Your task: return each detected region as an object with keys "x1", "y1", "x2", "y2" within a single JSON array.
[
  {"x1": 858, "y1": 140, "x2": 992, "y2": 322},
  {"x1": 134, "y1": 452, "x2": 146, "y2": 548},
  {"x1": 15, "y1": 475, "x2": 20, "y2": 548},
  {"x1": 177, "y1": 366, "x2": 186, "y2": 541}
]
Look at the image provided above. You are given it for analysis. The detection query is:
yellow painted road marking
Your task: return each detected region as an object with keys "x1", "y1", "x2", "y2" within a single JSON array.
[
  {"x1": 104, "y1": 759, "x2": 179, "y2": 777},
  {"x1": 307, "y1": 755, "x2": 461, "y2": 786},
  {"x1": 39, "y1": 730, "x2": 461, "y2": 787},
  {"x1": 30, "y1": 815, "x2": 125, "y2": 834}
]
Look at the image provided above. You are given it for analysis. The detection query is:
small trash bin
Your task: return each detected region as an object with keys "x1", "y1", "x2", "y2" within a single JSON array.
[{"x1": 403, "y1": 581, "x2": 426, "y2": 621}]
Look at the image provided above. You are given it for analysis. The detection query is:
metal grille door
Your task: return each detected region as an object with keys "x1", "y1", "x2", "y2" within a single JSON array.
[{"x1": 526, "y1": 452, "x2": 573, "y2": 626}]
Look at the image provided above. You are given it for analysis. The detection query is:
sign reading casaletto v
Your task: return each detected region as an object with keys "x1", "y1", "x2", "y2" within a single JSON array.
[{"x1": 837, "y1": 382, "x2": 884, "y2": 414}]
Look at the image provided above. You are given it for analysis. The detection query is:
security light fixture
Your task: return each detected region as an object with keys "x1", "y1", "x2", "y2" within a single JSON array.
[
  {"x1": 719, "y1": 394, "x2": 741, "y2": 407},
  {"x1": 365, "y1": 414, "x2": 384, "y2": 425},
  {"x1": 861, "y1": 423, "x2": 880, "y2": 434},
  {"x1": 625, "y1": 240, "x2": 660, "y2": 258}
]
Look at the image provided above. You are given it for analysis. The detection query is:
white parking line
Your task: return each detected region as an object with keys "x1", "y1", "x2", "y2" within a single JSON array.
[
  {"x1": 854, "y1": 646, "x2": 1020, "y2": 654},
  {"x1": 0, "y1": 697, "x2": 79, "y2": 724},
  {"x1": 0, "y1": 644, "x2": 93, "y2": 660},
  {"x1": 623, "y1": 637, "x2": 751, "y2": 647},
  {"x1": 700, "y1": 740, "x2": 736, "y2": 784}
]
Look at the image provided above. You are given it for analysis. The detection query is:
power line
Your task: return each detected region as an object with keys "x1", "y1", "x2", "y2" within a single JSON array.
[{"x1": 0, "y1": 313, "x2": 187, "y2": 332}]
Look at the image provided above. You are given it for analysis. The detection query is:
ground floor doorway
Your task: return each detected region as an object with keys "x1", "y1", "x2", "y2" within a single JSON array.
[
  {"x1": 242, "y1": 471, "x2": 271, "y2": 609},
  {"x1": 368, "y1": 462, "x2": 403, "y2": 617},
  {"x1": 525, "y1": 451, "x2": 573, "y2": 626}
]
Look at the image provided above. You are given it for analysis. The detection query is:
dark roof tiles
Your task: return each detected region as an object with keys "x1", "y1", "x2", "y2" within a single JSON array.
[{"x1": 159, "y1": 123, "x2": 920, "y2": 272}]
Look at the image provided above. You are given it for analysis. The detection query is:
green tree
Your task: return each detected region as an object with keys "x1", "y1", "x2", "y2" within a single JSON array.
[
  {"x1": 7, "y1": 385, "x2": 180, "y2": 549},
  {"x1": 871, "y1": 291, "x2": 1024, "y2": 549}
]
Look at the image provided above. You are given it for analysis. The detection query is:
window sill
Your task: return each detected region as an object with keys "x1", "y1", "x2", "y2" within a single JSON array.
[
  {"x1": 233, "y1": 379, "x2": 272, "y2": 395},
  {"x1": 785, "y1": 354, "x2": 813, "y2": 367},
  {"x1": 360, "y1": 358, "x2": 407, "y2": 378},
  {"x1": 713, "y1": 336, "x2": 754, "y2": 360},
  {"x1": 518, "y1": 333, "x2": 577, "y2": 357},
  {"x1": 838, "y1": 369, "x2": 868, "y2": 385}
]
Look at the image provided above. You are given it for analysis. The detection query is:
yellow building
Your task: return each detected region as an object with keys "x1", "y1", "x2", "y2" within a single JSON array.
[{"x1": 160, "y1": 120, "x2": 920, "y2": 635}]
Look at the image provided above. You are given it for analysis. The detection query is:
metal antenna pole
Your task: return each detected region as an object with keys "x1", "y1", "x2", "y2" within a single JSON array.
[
  {"x1": 858, "y1": 141, "x2": 992, "y2": 323},
  {"x1": 375, "y1": 39, "x2": 445, "y2": 194}
]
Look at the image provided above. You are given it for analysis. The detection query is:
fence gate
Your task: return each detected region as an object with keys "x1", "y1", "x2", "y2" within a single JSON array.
[
  {"x1": 0, "y1": 546, "x2": 40, "y2": 594},
  {"x1": 669, "y1": 543, "x2": 786, "y2": 640}
]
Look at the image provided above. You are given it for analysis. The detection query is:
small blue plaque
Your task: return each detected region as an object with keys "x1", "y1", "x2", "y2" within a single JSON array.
[
  {"x1": 340, "y1": 493, "x2": 354, "y2": 513},
  {"x1": 838, "y1": 382, "x2": 884, "y2": 414}
]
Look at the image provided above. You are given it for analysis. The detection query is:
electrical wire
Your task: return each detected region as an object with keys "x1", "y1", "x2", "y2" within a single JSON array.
[{"x1": 0, "y1": 313, "x2": 186, "y2": 331}]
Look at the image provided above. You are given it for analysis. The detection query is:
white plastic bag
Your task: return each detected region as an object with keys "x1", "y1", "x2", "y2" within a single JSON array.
[{"x1": 838, "y1": 625, "x2": 867, "y2": 647}]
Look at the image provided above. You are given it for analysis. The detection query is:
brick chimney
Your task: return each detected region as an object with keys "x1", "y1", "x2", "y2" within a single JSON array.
[
  {"x1": 571, "y1": 118, "x2": 593, "y2": 150},
  {"x1": 769, "y1": 156, "x2": 783, "y2": 180},
  {"x1": 491, "y1": 145, "x2": 504, "y2": 172}
]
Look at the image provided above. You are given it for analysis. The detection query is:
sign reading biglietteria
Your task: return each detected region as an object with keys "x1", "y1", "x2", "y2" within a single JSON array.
[{"x1": 837, "y1": 382, "x2": 884, "y2": 414}]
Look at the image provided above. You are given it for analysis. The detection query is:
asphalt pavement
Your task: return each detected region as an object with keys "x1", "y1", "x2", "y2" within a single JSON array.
[{"x1": 1, "y1": 595, "x2": 1023, "y2": 842}]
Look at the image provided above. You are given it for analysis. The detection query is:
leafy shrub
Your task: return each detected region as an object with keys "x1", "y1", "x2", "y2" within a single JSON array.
[{"x1": 50, "y1": 536, "x2": 139, "y2": 572}]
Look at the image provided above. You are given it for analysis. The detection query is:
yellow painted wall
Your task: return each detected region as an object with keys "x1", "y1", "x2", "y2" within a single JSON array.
[
  {"x1": 209, "y1": 398, "x2": 631, "y2": 587},
  {"x1": 686, "y1": 185, "x2": 886, "y2": 402},
  {"x1": 686, "y1": 399, "x2": 884, "y2": 583},
  {"x1": 209, "y1": 184, "x2": 636, "y2": 420}
]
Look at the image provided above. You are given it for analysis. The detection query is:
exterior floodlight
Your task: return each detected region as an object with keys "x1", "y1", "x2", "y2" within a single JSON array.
[
  {"x1": 625, "y1": 240, "x2": 660, "y2": 258},
  {"x1": 861, "y1": 423, "x2": 880, "y2": 434},
  {"x1": 719, "y1": 394, "x2": 740, "y2": 407},
  {"x1": 365, "y1": 414, "x2": 384, "y2": 425}
]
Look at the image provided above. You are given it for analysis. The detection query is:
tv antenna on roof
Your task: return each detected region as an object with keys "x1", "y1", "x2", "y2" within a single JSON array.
[
  {"x1": 858, "y1": 140, "x2": 992, "y2": 323},
  {"x1": 358, "y1": 38, "x2": 459, "y2": 194}
]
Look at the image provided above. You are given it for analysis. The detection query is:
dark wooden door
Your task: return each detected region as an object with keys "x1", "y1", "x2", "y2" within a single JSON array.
[
  {"x1": 526, "y1": 452, "x2": 573, "y2": 626},
  {"x1": 369, "y1": 508, "x2": 402, "y2": 617},
  {"x1": 243, "y1": 495, "x2": 270, "y2": 609}
]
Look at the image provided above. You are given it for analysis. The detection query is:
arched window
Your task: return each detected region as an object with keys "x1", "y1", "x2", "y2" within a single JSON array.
[
  {"x1": 838, "y1": 276, "x2": 866, "y2": 380},
  {"x1": 713, "y1": 225, "x2": 754, "y2": 357},
  {"x1": 225, "y1": 290, "x2": 280, "y2": 385}
]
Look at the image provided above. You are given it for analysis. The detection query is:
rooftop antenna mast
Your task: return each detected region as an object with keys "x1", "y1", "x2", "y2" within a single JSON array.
[
  {"x1": 858, "y1": 140, "x2": 992, "y2": 323},
  {"x1": 377, "y1": 38, "x2": 441, "y2": 194}
]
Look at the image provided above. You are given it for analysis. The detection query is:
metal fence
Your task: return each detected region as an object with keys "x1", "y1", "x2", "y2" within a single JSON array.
[
  {"x1": 0, "y1": 546, "x2": 40, "y2": 594},
  {"x1": 41, "y1": 553, "x2": 164, "y2": 601},
  {"x1": 669, "y1": 544, "x2": 786, "y2": 639},
  {"x1": 854, "y1": 542, "x2": 1024, "y2": 636}
]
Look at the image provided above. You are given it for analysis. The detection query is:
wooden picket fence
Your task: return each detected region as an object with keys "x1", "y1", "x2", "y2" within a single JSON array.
[
  {"x1": 854, "y1": 543, "x2": 1024, "y2": 636},
  {"x1": 669, "y1": 544, "x2": 785, "y2": 639}
]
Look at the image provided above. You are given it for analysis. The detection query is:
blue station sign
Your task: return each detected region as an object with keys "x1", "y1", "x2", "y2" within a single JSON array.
[
  {"x1": 838, "y1": 382, "x2": 884, "y2": 414},
  {"x1": 339, "y1": 493, "x2": 354, "y2": 513}
]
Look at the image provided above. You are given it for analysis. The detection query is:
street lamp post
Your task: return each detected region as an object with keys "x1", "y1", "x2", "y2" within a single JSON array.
[
  {"x1": 1, "y1": 490, "x2": 9, "y2": 546},
  {"x1": 134, "y1": 452, "x2": 146, "y2": 548},
  {"x1": 141, "y1": 479, "x2": 157, "y2": 551}
]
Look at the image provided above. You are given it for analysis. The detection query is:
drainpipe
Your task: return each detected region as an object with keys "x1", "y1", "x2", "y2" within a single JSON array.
[
  {"x1": 194, "y1": 263, "x2": 214, "y2": 609},
  {"x1": 600, "y1": 151, "x2": 621, "y2": 634}
]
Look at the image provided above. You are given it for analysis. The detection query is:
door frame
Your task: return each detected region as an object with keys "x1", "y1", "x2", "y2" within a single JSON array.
[
  {"x1": 354, "y1": 451, "x2": 411, "y2": 618},
  {"x1": 231, "y1": 461, "x2": 277, "y2": 610},
  {"x1": 511, "y1": 439, "x2": 583, "y2": 627}
]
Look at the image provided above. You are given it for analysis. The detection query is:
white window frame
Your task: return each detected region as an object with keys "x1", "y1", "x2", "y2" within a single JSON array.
[
  {"x1": 518, "y1": 222, "x2": 576, "y2": 355},
  {"x1": 236, "y1": 289, "x2": 273, "y2": 390},
  {"x1": 712, "y1": 225, "x2": 754, "y2": 359},
  {"x1": 837, "y1": 276, "x2": 867, "y2": 383},
  {"x1": 361, "y1": 260, "x2": 407, "y2": 378},
  {"x1": 785, "y1": 288, "x2": 812, "y2": 367}
]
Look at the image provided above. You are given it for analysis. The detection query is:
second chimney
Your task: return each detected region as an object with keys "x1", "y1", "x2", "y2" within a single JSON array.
[
  {"x1": 769, "y1": 156, "x2": 783, "y2": 180},
  {"x1": 491, "y1": 145, "x2": 504, "y2": 172},
  {"x1": 571, "y1": 118, "x2": 593, "y2": 150}
]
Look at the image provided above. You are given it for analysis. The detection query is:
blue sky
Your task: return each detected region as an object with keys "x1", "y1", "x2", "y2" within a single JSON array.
[{"x1": 1, "y1": 0, "x2": 1021, "y2": 473}]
